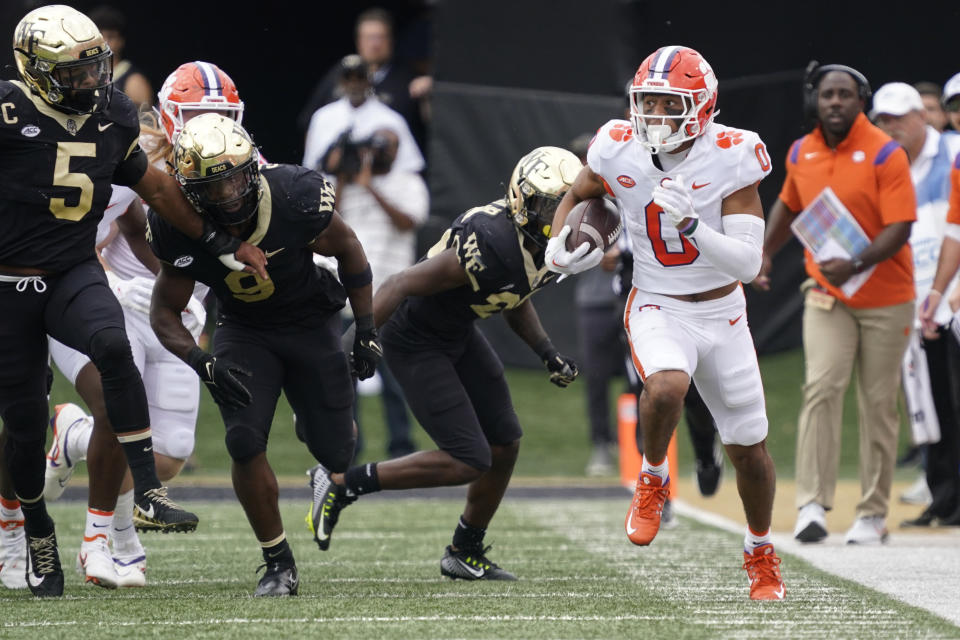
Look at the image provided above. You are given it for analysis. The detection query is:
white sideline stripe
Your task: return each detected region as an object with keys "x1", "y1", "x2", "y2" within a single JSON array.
[
  {"x1": 5, "y1": 614, "x2": 671, "y2": 628},
  {"x1": 673, "y1": 499, "x2": 960, "y2": 627}
]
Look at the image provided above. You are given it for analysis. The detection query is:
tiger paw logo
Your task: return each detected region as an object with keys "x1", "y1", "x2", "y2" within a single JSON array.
[
  {"x1": 715, "y1": 130, "x2": 743, "y2": 148},
  {"x1": 609, "y1": 124, "x2": 633, "y2": 143}
]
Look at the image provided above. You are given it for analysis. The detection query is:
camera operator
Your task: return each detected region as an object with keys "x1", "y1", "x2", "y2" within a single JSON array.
[
  {"x1": 326, "y1": 127, "x2": 429, "y2": 459},
  {"x1": 303, "y1": 55, "x2": 424, "y2": 179}
]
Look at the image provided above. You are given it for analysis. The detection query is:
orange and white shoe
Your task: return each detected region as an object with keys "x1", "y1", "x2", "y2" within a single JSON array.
[
  {"x1": 742, "y1": 543, "x2": 785, "y2": 600},
  {"x1": 624, "y1": 472, "x2": 670, "y2": 546}
]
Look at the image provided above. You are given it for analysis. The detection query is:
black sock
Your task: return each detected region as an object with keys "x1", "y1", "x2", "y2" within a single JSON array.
[
  {"x1": 20, "y1": 497, "x2": 54, "y2": 537},
  {"x1": 121, "y1": 439, "x2": 161, "y2": 495},
  {"x1": 262, "y1": 538, "x2": 294, "y2": 565},
  {"x1": 452, "y1": 516, "x2": 485, "y2": 551},
  {"x1": 343, "y1": 462, "x2": 380, "y2": 495}
]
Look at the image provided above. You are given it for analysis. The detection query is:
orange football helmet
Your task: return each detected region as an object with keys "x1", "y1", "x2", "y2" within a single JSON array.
[
  {"x1": 157, "y1": 61, "x2": 244, "y2": 143},
  {"x1": 629, "y1": 46, "x2": 718, "y2": 153}
]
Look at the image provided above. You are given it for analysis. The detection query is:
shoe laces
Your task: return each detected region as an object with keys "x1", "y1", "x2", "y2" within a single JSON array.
[
  {"x1": 632, "y1": 478, "x2": 668, "y2": 518},
  {"x1": 458, "y1": 543, "x2": 501, "y2": 571},
  {"x1": 28, "y1": 534, "x2": 59, "y2": 576},
  {"x1": 742, "y1": 548, "x2": 782, "y2": 585},
  {"x1": 142, "y1": 487, "x2": 178, "y2": 510}
]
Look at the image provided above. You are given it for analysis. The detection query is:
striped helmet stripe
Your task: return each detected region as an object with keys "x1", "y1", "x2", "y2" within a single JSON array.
[
  {"x1": 195, "y1": 61, "x2": 221, "y2": 97},
  {"x1": 647, "y1": 45, "x2": 681, "y2": 80}
]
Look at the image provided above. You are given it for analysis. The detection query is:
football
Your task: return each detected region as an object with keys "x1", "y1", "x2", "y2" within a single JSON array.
[{"x1": 564, "y1": 198, "x2": 622, "y2": 253}]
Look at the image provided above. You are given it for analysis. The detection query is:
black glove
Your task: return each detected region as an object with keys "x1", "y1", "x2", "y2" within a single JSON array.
[
  {"x1": 342, "y1": 315, "x2": 382, "y2": 380},
  {"x1": 187, "y1": 347, "x2": 252, "y2": 410},
  {"x1": 537, "y1": 341, "x2": 580, "y2": 389},
  {"x1": 199, "y1": 218, "x2": 241, "y2": 258}
]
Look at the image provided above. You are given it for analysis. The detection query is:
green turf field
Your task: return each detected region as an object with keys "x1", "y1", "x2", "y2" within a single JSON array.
[
  {"x1": 2, "y1": 499, "x2": 955, "y2": 639},
  {"x1": 45, "y1": 346, "x2": 914, "y2": 482}
]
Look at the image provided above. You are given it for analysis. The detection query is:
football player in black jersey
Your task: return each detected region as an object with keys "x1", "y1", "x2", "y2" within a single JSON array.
[
  {"x1": 0, "y1": 5, "x2": 264, "y2": 597},
  {"x1": 306, "y1": 146, "x2": 582, "y2": 580},
  {"x1": 149, "y1": 113, "x2": 378, "y2": 596}
]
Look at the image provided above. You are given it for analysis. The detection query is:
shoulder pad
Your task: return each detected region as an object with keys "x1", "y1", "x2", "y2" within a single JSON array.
[
  {"x1": 0, "y1": 80, "x2": 17, "y2": 101},
  {"x1": 100, "y1": 89, "x2": 139, "y2": 129},
  {"x1": 453, "y1": 200, "x2": 521, "y2": 276},
  {"x1": 278, "y1": 164, "x2": 336, "y2": 216},
  {"x1": 589, "y1": 119, "x2": 635, "y2": 162}
]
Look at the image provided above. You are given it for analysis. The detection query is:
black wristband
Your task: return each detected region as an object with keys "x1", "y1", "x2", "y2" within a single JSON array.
[
  {"x1": 340, "y1": 264, "x2": 373, "y2": 289},
  {"x1": 185, "y1": 346, "x2": 209, "y2": 373},
  {"x1": 533, "y1": 337, "x2": 556, "y2": 362},
  {"x1": 200, "y1": 219, "x2": 241, "y2": 257},
  {"x1": 355, "y1": 314, "x2": 375, "y2": 334}
]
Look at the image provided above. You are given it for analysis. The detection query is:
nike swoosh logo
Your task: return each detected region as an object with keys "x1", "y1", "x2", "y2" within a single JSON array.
[
  {"x1": 140, "y1": 504, "x2": 156, "y2": 519},
  {"x1": 142, "y1": 445, "x2": 152, "y2": 453},
  {"x1": 773, "y1": 585, "x2": 785, "y2": 599},
  {"x1": 98, "y1": 122, "x2": 114, "y2": 131},
  {"x1": 28, "y1": 571, "x2": 45, "y2": 588},
  {"x1": 729, "y1": 314, "x2": 743, "y2": 326},
  {"x1": 93, "y1": 523, "x2": 109, "y2": 528},
  {"x1": 205, "y1": 361, "x2": 214, "y2": 380},
  {"x1": 691, "y1": 181, "x2": 711, "y2": 190},
  {"x1": 315, "y1": 526, "x2": 329, "y2": 542},
  {"x1": 625, "y1": 520, "x2": 638, "y2": 535},
  {"x1": 804, "y1": 152, "x2": 818, "y2": 160},
  {"x1": 264, "y1": 248, "x2": 285, "y2": 258},
  {"x1": 455, "y1": 558, "x2": 485, "y2": 578}
]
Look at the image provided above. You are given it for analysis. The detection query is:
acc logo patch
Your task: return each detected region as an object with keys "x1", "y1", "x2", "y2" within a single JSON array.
[
  {"x1": 20, "y1": 124, "x2": 40, "y2": 137},
  {"x1": 174, "y1": 255, "x2": 194, "y2": 268},
  {"x1": 617, "y1": 175, "x2": 636, "y2": 188}
]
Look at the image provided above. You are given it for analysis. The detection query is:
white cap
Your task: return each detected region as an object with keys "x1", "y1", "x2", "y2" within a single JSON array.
[
  {"x1": 871, "y1": 82, "x2": 924, "y2": 117},
  {"x1": 943, "y1": 72, "x2": 960, "y2": 104}
]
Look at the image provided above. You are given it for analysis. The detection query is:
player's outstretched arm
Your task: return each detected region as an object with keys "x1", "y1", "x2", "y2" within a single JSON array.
[
  {"x1": 310, "y1": 211, "x2": 375, "y2": 321},
  {"x1": 545, "y1": 166, "x2": 609, "y2": 276},
  {"x1": 151, "y1": 264, "x2": 251, "y2": 410},
  {"x1": 503, "y1": 299, "x2": 578, "y2": 388},
  {"x1": 372, "y1": 249, "x2": 469, "y2": 328},
  {"x1": 132, "y1": 165, "x2": 268, "y2": 280},
  {"x1": 115, "y1": 197, "x2": 161, "y2": 275}
]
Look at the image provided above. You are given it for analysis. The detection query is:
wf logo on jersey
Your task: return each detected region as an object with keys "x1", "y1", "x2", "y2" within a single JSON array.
[
  {"x1": 715, "y1": 131, "x2": 743, "y2": 149},
  {"x1": 461, "y1": 233, "x2": 486, "y2": 274},
  {"x1": 609, "y1": 124, "x2": 633, "y2": 143}
]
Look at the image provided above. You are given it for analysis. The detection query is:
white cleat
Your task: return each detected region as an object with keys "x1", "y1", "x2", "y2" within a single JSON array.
[
  {"x1": 44, "y1": 403, "x2": 92, "y2": 501},
  {"x1": 0, "y1": 516, "x2": 28, "y2": 589},
  {"x1": 77, "y1": 538, "x2": 119, "y2": 589},
  {"x1": 112, "y1": 539, "x2": 146, "y2": 588},
  {"x1": 844, "y1": 516, "x2": 889, "y2": 545}
]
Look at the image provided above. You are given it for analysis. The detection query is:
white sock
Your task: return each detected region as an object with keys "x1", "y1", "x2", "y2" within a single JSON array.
[
  {"x1": 641, "y1": 456, "x2": 669, "y2": 481},
  {"x1": 744, "y1": 526, "x2": 772, "y2": 553},
  {"x1": 112, "y1": 490, "x2": 136, "y2": 538},
  {"x1": 83, "y1": 507, "x2": 113, "y2": 548},
  {"x1": 0, "y1": 498, "x2": 23, "y2": 523}
]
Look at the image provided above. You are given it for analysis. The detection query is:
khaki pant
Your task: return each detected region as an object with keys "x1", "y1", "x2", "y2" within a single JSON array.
[{"x1": 794, "y1": 283, "x2": 913, "y2": 518}]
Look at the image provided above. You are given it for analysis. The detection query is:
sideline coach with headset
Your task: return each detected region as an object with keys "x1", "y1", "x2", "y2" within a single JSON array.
[{"x1": 754, "y1": 64, "x2": 916, "y2": 545}]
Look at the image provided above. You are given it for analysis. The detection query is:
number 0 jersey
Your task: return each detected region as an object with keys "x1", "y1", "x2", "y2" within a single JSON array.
[
  {"x1": 0, "y1": 81, "x2": 147, "y2": 272},
  {"x1": 385, "y1": 198, "x2": 558, "y2": 347},
  {"x1": 587, "y1": 119, "x2": 771, "y2": 294},
  {"x1": 147, "y1": 164, "x2": 346, "y2": 330}
]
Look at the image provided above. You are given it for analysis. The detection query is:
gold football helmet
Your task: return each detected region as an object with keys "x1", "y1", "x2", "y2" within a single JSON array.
[
  {"x1": 13, "y1": 5, "x2": 113, "y2": 114},
  {"x1": 507, "y1": 146, "x2": 582, "y2": 248},
  {"x1": 175, "y1": 113, "x2": 262, "y2": 226}
]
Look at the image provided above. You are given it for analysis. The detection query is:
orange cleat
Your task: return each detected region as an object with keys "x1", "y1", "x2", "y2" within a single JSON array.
[
  {"x1": 742, "y1": 543, "x2": 785, "y2": 600},
  {"x1": 624, "y1": 472, "x2": 670, "y2": 546}
]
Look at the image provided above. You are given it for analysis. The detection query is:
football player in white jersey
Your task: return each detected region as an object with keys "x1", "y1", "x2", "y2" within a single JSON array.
[
  {"x1": 545, "y1": 45, "x2": 785, "y2": 601},
  {"x1": 40, "y1": 61, "x2": 243, "y2": 589}
]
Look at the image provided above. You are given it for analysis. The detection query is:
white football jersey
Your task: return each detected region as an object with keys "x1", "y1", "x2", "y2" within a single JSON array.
[{"x1": 587, "y1": 119, "x2": 771, "y2": 294}]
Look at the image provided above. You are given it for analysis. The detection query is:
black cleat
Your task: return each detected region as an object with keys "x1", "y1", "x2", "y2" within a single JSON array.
[
  {"x1": 695, "y1": 442, "x2": 724, "y2": 497},
  {"x1": 134, "y1": 487, "x2": 199, "y2": 533},
  {"x1": 254, "y1": 561, "x2": 299, "y2": 597},
  {"x1": 26, "y1": 531, "x2": 64, "y2": 597},
  {"x1": 306, "y1": 464, "x2": 355, "y2": 551},
  {"x1": 440, "y1": 544, "x2": 517, "y2": 581}
]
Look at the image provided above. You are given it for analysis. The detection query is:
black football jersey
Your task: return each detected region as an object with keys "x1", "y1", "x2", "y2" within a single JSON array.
[
  {"x1": 387, "y1": 199, "x2": 557, "y2": 345},
  {"x1": 147, "y1": 163, "x2": 346, "y2": 330},
  {"x1": 0, "y1": 81, "x2": 147, "y2": 272}
]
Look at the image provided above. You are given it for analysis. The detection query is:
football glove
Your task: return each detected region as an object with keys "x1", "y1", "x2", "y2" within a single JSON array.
[
  {"x1": 106, "y1": 271, "x2": 154, "y2": 315},
  {"x1": 187, "y1": 347, "x2": 252, "y2": 410},
  {"x1": 652, "y1": 176, "x2": 698, "y2": 228},
  {"x1": 543, "y1": 350, "x2": 579, "y2": 388},
  {"x1": 342, "y1": 316, "x2": 383, "y2": 381},
  {"x1": 544, "y1": 226, "x2": 604, "y2": 276}
]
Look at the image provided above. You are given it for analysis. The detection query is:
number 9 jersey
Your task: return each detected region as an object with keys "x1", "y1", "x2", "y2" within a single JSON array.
[
  {"x1": 0, "y1": 80, "x2": 147, "y2": 272},
  {"x1": 586, "y1": 119, "x2": 771, "y2": 295}
]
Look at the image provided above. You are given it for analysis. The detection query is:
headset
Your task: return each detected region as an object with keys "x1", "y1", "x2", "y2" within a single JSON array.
[{"x1": 802, "y1": 61, "x2": 871, "y2": 121}]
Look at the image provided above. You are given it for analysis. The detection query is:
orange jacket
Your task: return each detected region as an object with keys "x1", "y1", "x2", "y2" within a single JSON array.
[{"x1": 779, "y1": 113, "x2": 916, "y2": 308}]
